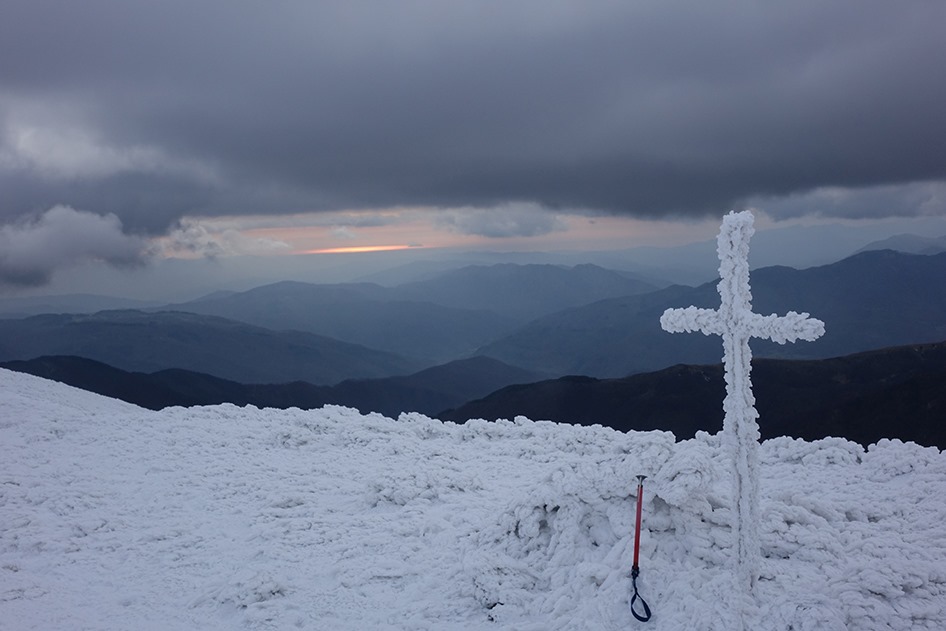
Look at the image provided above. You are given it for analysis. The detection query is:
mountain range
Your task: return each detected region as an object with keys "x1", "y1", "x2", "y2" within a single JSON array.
[
  {"x1": 158, "y1": 281, "x2": 517, "y2": 363},
  {"x1": 857, "y1": 233, "x2": 946, "y2": 256},
  {"x1": 1, "y1": 252, "x2": 945, "y2": 396},
  {"x1": 475, "y1": 250, "x2": 946, "y2": 377},
  {"x1": 0, "y1": 355, "x2": 546, "y2": 418},
  {"x1": 4, "y1": 340, "x2": 944, "y2": 449},
  {"x1": 0, "y1": 293, "x2": 161, "y2": 318},
  {"x1": 156, "y1": 264, "x2": 656, "y2": 361},
  {"x1": 443, "y1": 340, "x2": 946, "y2": 449},
  {"x1": 0, "y1": 310, "x2": 424, "y2": 384}
]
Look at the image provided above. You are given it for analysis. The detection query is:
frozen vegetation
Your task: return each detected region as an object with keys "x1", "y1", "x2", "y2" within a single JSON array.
[{"x1": 2, "y1": 368, "x2": 945, "y2": 630}]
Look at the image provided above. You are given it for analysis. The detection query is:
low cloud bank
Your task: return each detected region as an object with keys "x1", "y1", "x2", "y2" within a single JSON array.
[{"x1": 0, "y1": 205, "x2": 148, "y2": 287}]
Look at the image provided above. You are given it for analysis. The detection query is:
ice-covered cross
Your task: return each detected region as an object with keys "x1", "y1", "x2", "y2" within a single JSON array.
[{"x1": 660, "y1": 210, "x2": 824, "y2": 594}]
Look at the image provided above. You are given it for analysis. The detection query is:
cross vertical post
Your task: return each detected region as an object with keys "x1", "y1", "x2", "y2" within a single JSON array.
[{"x1": 660, "y1": 210, "x2": 825, "y2": 594}]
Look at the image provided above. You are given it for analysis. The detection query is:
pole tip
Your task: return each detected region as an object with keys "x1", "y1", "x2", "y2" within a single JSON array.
[{"x1": 636, "y1": 475, "x2": 647, "y2": 483}]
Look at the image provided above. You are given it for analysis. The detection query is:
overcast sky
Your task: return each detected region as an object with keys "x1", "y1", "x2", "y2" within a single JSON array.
[{"x1": 1, "y1": 0, "x2": 945, "y2": 289}]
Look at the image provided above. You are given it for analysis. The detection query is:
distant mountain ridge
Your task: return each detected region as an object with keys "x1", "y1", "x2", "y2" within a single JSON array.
[
  {"x1": 3, "y1": 252, "x2": 946, "y2": 390},
  {"x1": 159, "y1": 279, "x2": 517, "y2": 363},
  {"x1": 157, "y1": 263, "x2": 657, "y2": 361},
  {"x1": 476, "y1": 250, "x2": 946, "y2": 377},
  {"x1": 856, "y1": 233, "x2": 946, "y2": 256},
  {"x1": 394, "y1": 263, "x2": 657, "y2": 319},
  {"x1": 443, "y1": 340, "x2": 946, "y2": 449},
  {"x1": 0, "y1": 355, "x2": 546, "y2": 418},
  {"x1": 0, "y1": 310, "x2": 424, "y2": 385},
  {"x1": 5, "y1": 341, "x2": 944, "y2": 450},
  {"x1": 0, "y1": 293, "x2": 161, "y2": 318}
]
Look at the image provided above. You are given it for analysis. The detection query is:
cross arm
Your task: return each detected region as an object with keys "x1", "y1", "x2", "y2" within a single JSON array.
[
  {"x1": 745, "y1": 311, "x2": 825, "y2": 344},
  {"x1": 660, "y1": 306, "x2": 726, "y2": 336}
]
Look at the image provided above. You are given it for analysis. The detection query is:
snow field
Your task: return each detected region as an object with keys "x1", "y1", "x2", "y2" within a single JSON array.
[{"x1": 2, "y1": 368, "x2": 945, "y2": 630}]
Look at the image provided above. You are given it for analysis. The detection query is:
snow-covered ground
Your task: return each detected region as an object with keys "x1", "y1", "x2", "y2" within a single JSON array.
[{"x1": 2, "y1": 368, "x2": 945, "y2": 630}]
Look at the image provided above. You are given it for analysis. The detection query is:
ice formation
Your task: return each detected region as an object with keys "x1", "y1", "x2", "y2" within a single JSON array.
[
  {"x1": 661, "y1": 210, "x2": 825, "y2": 599},
  {"x1": 2, "y1": 369, "x2": 946, "y2": 630}
]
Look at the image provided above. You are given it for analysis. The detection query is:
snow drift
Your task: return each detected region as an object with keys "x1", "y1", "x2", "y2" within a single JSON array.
[{"x1": 2, "y1": 368, "x2": 944, "y2": 630}]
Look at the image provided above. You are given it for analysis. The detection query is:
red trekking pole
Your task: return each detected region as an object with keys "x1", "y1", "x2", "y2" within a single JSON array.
[{"x1": 630, "y1": 475, "x2": 652, "y2": 622}]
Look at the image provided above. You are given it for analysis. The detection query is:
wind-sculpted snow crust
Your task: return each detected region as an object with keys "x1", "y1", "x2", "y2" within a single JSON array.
[
  {"x1": 472, "y1": 431, "x2": 946, "y2": 630},
  {"x1": 2, "y1": 368, "x2": 945, "y2": 630}
]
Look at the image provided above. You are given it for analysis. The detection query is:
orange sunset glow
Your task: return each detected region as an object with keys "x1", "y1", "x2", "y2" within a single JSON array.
[{"x1": 301, "y1": 244, "x2": 420, "y2": 254}]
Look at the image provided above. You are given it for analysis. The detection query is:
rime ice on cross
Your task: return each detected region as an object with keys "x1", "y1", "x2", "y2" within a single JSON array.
[{"x1": 660, "y1": 210, "x2": 824, "y2": 594}]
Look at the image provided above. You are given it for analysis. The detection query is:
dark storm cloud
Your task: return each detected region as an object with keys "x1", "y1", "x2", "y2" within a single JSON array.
[
  {"x1": 0, "y1": 168, "x2": 215, "y2": 234},
  {"x1": 1, "y1": 0, "x2": 945, "y2": 233},
  {"x1": 753, "y1": 181, "x2": 946, "y2": 221}
]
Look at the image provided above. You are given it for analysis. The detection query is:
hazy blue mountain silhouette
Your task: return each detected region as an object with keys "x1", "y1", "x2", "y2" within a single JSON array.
[
  {"x1": 394, "y1": 263, "x2": 657, "y2": 319},
  {"x1": 442, "y1": 340, "x2": 946, "y2": 449},
  {"x1": 162, "y1": 280, "x2": 517, "y2": 363},
  {"x1": 856, "y1": 233, "x2": 946, "y2": 256},
  {"x1": 161, "y1": 264, "x2": 657, "y2": 361},
  {"x1": 0, "y1": 293, "x2": 161, "y2": 318},
  {"x1": 476, "y1": 250, "x2": 946, "y2": 377},
  {"x1": 0, "y1": 355, "x2": 545, "y2": 418},
  {"x1": 0, "y1": 310, "x2": 424, "y2": 384},
  {"x1": 5, "y1": 252, "x2": 944, "y2": 390}
]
